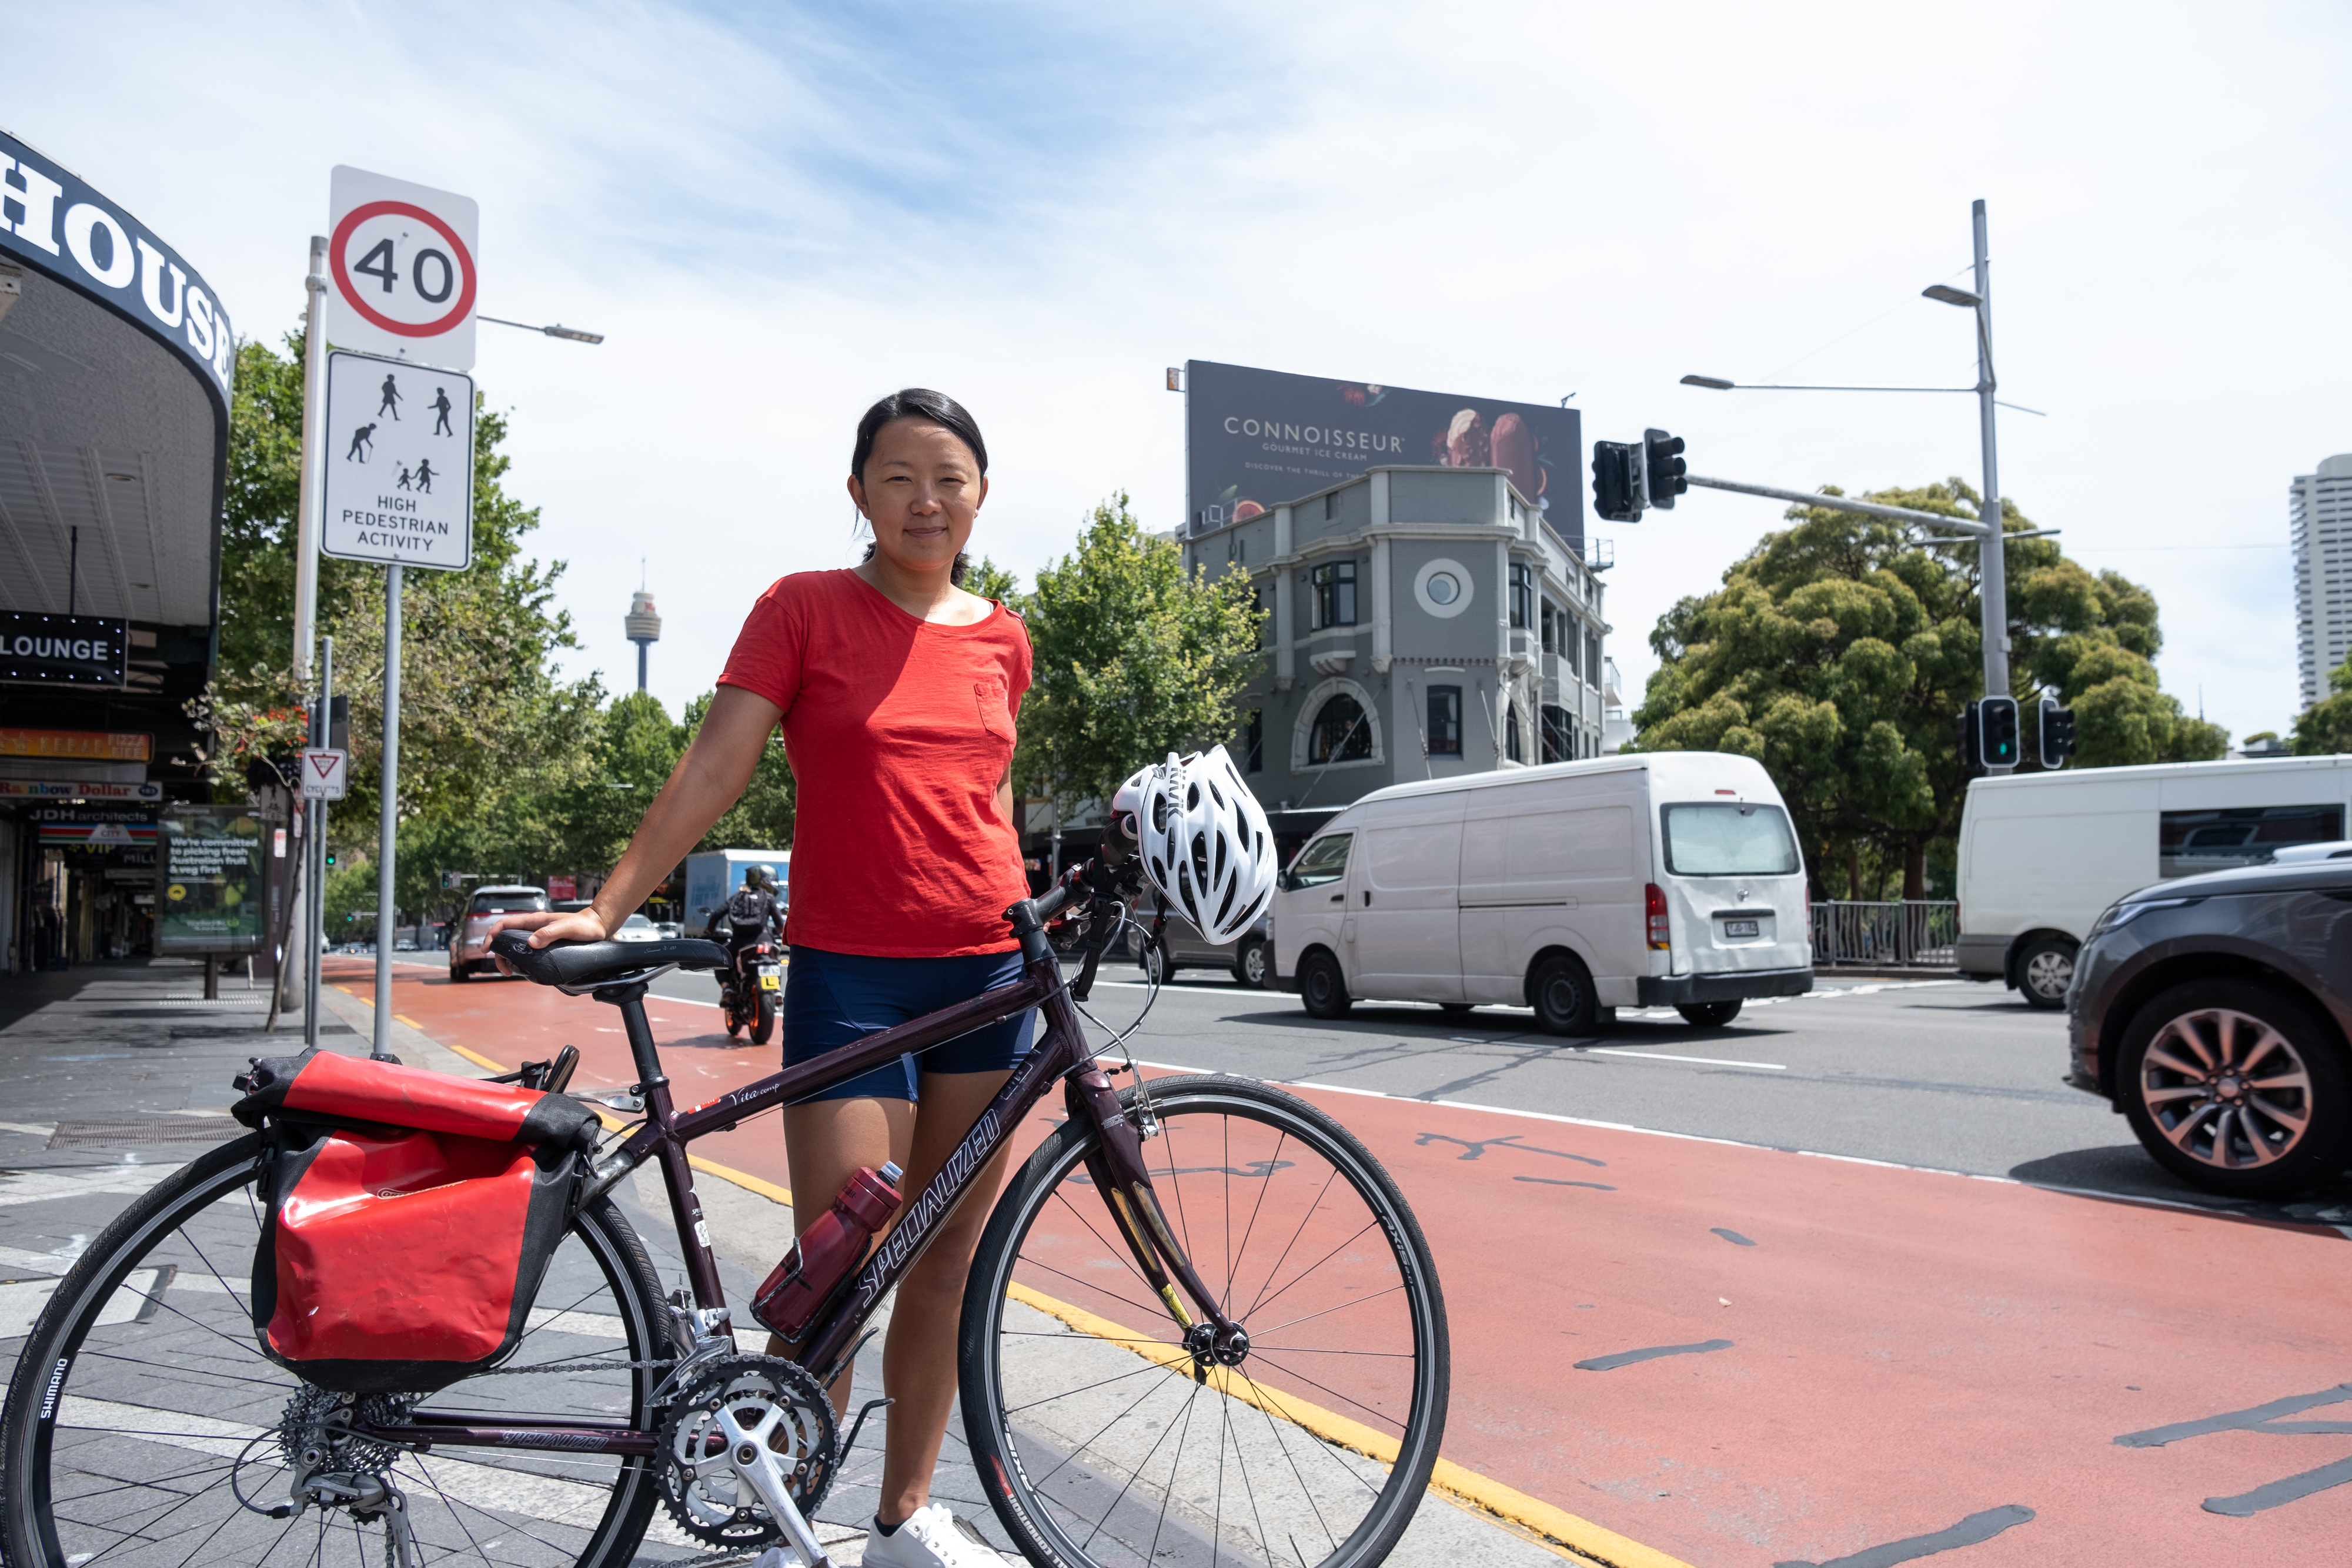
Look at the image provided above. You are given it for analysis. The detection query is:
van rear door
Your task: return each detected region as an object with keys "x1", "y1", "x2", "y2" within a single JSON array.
[{"x1": 1656, "y1": 799, "x2": 1808, "y2": 974}]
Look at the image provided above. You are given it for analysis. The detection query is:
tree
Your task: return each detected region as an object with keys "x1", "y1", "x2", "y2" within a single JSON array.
[
  {"x1": 1021, "y1": 496, "x2": 1262, "y2": 811},
  {"x1": 195, "y1": 331, "x2": 604, "y2": 880},
  {"x1": 2292, "y1": 660, "x2": 2352, "y2": 755},
  {"x1": 1632, "y1": 480, "x2": 2225, "y2": 900}
]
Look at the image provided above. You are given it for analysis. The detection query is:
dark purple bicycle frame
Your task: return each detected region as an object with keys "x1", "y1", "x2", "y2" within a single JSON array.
[{"x1": 377, "y1": 893, "x2": 1238, "y2": 1459}]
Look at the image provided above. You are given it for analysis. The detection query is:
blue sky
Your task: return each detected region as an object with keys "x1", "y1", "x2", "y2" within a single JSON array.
[{"x1": 11, "y1": 1, "x2": 2351, "y2": 738}]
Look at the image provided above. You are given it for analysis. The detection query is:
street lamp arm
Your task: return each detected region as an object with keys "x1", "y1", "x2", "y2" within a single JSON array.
[
  {"x1": 479, "y1": 314, "x2": 606, "y2": 344},
  {"x1": 1681, "y1": 377, "x2": 1977, "y2": 393},
  {"x1": 1684, "y1": 474, "x2": 1990, "y2": 534}
]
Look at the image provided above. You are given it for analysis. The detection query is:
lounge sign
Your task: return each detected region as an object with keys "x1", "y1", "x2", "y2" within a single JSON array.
[{"x1": 0, "y1": 613, "x2": 129, "y2": 687}]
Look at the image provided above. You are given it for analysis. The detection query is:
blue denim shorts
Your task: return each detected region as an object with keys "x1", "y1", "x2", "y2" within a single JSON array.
[{"x1": 780, "y1": 945, "x2": 1035, "y2": 1102}]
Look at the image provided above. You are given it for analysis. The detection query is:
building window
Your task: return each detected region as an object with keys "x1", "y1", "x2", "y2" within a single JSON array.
[
  {"x1": 1244, "y1": 709, "x2": 1264, "y2": 773},
  {"x1": 1542, "y1": 704, "x2": 1572, "y2": 764},
  {"x1": 1312, "y1": 561, "x2": 1358, "y2": 628},
  {"x1": 1506, "y1": 701, "x2": 1525, "y2": 763},
  {"x1": 1509, "y1": 563, "x2": 1534, "y2": 630},
  {"x1": 1324, "y1": 492, "x2": 1337, "y2": 520},
  {"x1": 1309, "y1": 693, "x2": 1373, "y2": 764},
  {"x1": 1586, "y1": 630, "x2": 1601, "y2": 680},
  {"x1": 1540, "y1": 601, "x2": 1556, "y2": 654},
  {"x1": 1427, "y1": 686, "x2": 1462, "y2": 756}
]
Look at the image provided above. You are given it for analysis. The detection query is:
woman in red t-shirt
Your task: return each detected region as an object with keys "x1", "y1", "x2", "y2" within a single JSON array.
[{"x1": 500, "y1": 389, "x2": 1031, "y2": 1567}]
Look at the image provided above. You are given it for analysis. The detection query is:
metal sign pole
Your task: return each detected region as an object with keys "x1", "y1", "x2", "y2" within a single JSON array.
[
  {"x1": 372, "y1": 570, "x2": 400, "y2": 1060},
  {"x1": 1970, "y1": 198, "x2": 2013, "y2": 773},
  {"x1": 292, "y1": 236, "x2": 328, "y2": 684},
  {"x1": 305, "y1": 636, "x2": 333, "y2": 1047}
]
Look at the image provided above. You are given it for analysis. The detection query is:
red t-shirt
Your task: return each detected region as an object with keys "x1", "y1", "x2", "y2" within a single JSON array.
[{"x1": 718, "y1": 570, "x2": 1033, "y2": 957}]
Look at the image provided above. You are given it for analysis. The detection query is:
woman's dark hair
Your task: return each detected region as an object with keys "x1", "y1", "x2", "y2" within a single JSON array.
[{"x1": 852, "y1": 388, "x2": 988, "y2": 587}]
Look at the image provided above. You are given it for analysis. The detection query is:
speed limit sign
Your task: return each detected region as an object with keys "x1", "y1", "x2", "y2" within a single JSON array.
[{"x1": 324, "y1": 166, "x2": 479, "y2": 370}]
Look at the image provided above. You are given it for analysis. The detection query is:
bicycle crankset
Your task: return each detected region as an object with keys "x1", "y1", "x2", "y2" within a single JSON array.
[{"x1": 655, "y1": 1353, "x2": 838, "y2": 1553}]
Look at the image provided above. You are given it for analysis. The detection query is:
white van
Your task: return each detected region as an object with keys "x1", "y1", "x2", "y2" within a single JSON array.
[
  {"x1": 1956, "y1": 755, "x2": 2352, "y2": 1008},
  {"x1": 1272, "y1": 752, "x2": 1812, "y2": 1034}
]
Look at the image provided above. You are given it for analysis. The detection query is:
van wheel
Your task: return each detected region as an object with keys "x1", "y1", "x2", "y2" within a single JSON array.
[
  {"x1": 449, "y1": 960, "x2": 470, "y2": 983},
  {"x1": 1141, "y1": 942, "x2": 1170, "y2": 987},
  {"x1": 1531, "y1": 954, "x2": 1599, "y2": 1037},
  {"x1": 1677, "y1": 1001, "x2": 1742, "y2": 1028},
  {"x1": 2014, "y1": 937, "x2": 2076, "y2": 1009},
  {"x1": 2116, "y1": 978, "x2": 2351, "y2": 1199},
  {"x1": 1233, "y1": 938, "x2": 1270, "y2": 989},
  {"x1": 1299, "y1": 950, "x2": 1352, "y2": 1019}
]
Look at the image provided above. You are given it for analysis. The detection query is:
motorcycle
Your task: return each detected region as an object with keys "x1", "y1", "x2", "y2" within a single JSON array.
[{"x1": 716, "y1": 920, "x2": 782, "y2": 1045}]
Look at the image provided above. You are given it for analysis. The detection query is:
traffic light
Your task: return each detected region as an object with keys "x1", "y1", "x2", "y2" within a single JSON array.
[
  {"x1": 1643, "y1": 429, "x2": 1687, "y2": 510},
  {"x1": 2038, "y1": 697, "x2": 2076, "y2": 768},
  {"x1": 1979, "y1": 696, "x2": 2020, "y2": 769},
  {"x1": 1958, "y1": 701, "x2": 1982, "y2": 773},
  {"x1": 324, "y1": 850, "x2": 337, "y2": 867},
  {"x1": 1592, "y1": 440, "x2": 1646, "y2": 523}
]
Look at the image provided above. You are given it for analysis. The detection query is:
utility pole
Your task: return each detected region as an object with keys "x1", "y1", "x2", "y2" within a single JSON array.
[
  {"x1": 292, "y1": 236, "x2": 328, "y2": 683},
  {"x1": 1969, "y1": 199, "x2": 2010, "y2": 765}
]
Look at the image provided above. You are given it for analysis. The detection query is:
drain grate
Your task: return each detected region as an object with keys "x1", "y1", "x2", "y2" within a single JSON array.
[{"x1": 46, "y1": 1118, "x2": 245, "y2": 1149}]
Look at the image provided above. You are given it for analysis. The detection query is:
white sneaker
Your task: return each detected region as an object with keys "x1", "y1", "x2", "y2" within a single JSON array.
[{"x1": 859, "y1": 1503, "x2": 1017, "y2": 1567}]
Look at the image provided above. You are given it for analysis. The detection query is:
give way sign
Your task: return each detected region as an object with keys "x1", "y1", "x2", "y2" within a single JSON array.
[
  {"x1": 299, "y1": 748, "x2": 348, "y2": 801},
  {"x1": 324, "y1": 166, "x2": 479, "y2": 370}
]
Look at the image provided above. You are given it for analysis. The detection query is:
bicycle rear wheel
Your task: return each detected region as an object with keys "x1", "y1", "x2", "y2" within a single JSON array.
[
  {"x1": 960, "y1": 1075, "x2": 1448, "y2": 1568},
  {"x1": 0, "y1": 1132, "x2": 673, "y2": 1567}
]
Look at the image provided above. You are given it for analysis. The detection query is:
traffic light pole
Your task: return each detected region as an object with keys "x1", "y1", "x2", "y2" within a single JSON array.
[{"x1": 1969, "y1": 199, "x2": 2012, "y2": 771}]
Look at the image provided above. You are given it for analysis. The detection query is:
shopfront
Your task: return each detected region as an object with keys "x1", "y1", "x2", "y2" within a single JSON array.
[{"x1": 1, "y1": 128, "x2": 233, "y2": 973}]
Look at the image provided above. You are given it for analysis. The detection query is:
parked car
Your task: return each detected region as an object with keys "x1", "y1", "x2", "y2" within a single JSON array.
[
  {"x1": 449, "y1": 885, "x2": 549, "y2": 981},
  {"x1": 2066, "y1": 854, "x2": 2352, "y2": 1198},
  {"x1": 1132, "y1": 892, "x2": 1273, "y2": 987},
  {"x1": 613, "y1": 913, "x2": 662, "y2": 944},
  {"x1": 1273, "y1": 752, "x2": 1812, "y2": 1032},
  {"x1": 1957, "y1": 755, "x2": 2352, "y2": 1010}
]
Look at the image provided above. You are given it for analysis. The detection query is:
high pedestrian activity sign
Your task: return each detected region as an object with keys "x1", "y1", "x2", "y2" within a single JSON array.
[
  {"x1": 318, "y1": 350, "x2": 475, "y2": 569},
  {"x1": 323, "y1": 166, "x2": 480, "y2": 370}
]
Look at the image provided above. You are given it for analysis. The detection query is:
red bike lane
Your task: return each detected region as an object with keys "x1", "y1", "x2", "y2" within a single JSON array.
[{"x1": 329, "y1": 959, "x2": 2351, "y2": 1567}]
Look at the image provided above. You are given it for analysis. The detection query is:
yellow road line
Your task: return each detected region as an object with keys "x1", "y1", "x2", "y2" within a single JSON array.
[
  {"x1": 1003, "y1": 1282, "x2": 1693, "y2": 1568},
  {"x1": 393, "y1": 1014, "x2": 427, "y2": 1030}
]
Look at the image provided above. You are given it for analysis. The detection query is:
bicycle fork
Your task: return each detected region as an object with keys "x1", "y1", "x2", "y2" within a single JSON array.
[{"x1": 1064, "y1": 1064, "x2": 1248, "y2": 1371}]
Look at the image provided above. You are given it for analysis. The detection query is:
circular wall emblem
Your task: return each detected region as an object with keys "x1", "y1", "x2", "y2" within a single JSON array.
[
  {"x1": 1414, "y1": 557, "x2": 1475, "y2": 619},
  {"x1": 329, "y1": 200, "x2": 478, "y2": 339}
]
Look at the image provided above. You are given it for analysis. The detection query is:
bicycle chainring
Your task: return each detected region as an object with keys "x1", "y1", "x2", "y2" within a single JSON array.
[{"x1": 654, "y1": 1353, "x2": 838, "y2": 1549}]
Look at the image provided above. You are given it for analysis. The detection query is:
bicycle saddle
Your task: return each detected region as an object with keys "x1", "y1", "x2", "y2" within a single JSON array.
[{"x1": 490, "y1": 930, "x2": 727, "y2": 988}]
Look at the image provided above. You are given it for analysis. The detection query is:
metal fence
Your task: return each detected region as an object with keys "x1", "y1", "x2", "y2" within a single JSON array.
[{"x1": 1809, "y1": 900, "x2": 1959, "y2": 968}]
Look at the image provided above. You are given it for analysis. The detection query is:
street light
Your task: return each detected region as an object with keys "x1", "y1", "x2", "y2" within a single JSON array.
[
  {"x1": 479, "y1": 315, "x2": 607, "y2": 344},
  {"x1": 1920, "y1": 284, "x2": 1981, "y2": 308}
]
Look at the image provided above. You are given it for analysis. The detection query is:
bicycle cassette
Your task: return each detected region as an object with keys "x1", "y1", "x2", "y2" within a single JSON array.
[{"x1": 654, "y1": 1353, "x2": 838, "y2": 1549}]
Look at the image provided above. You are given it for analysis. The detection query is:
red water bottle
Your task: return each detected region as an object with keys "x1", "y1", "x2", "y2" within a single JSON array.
[{"x1": 751, "y1": 1162, "x2": 903, "y2": 1339}]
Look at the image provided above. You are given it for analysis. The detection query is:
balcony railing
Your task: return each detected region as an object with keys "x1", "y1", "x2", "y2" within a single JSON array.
[{"x1": 1809, "y1": 900, "x2": 1958, "y2": 968}]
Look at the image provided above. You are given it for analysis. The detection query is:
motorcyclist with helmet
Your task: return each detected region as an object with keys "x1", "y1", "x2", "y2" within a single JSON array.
[{"x1": 706, "y1": 867, "x2": 785, "y2": 1042}]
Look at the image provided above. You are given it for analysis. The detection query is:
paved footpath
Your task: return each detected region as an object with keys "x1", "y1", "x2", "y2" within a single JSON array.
[{"x1": 335, "y1": 956, "x2": 2352, "y2": 1568}]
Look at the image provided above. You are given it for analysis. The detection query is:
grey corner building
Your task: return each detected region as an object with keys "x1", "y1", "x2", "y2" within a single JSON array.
[{"x1": 1183, "y1": 464, "x2": 1609, "y2": 820}]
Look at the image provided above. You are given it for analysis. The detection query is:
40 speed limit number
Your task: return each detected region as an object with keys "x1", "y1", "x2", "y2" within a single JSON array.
[{"x1": 324, "y1": 165, "x2": 480, "y2": 370}]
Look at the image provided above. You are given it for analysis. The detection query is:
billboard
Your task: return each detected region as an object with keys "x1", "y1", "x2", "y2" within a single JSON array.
[
  {"x1": 1185, "y1": 360, "x2": 1582, "y2": 543},
  {"x1": 157, "y1": 807, "x2": 266, "y2": 955}
]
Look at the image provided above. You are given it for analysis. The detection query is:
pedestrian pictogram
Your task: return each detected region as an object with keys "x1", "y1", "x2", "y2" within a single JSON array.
[
  {"x1": 319, "y1": 349, "x2": 475, "y2": 570},
  {"x1": 299, "y1": 748, "x2": 348, "y2": 801},
  {"x1": 323, "y1": 166, "x2": 480, "y2": 370}
]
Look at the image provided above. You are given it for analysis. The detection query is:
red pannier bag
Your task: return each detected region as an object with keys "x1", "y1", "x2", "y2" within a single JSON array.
[{"x1": 230, "y1": 1049, "x2": 602, "y2": 1393}]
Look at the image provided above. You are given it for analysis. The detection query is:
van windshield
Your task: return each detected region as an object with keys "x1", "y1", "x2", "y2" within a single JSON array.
[
  {"x1": 1661, "y1": 804, "x2": 1799, "y2": 877},
  {"x1": 1288, "y1": 834, "x2": 1352, "y2": 889}
]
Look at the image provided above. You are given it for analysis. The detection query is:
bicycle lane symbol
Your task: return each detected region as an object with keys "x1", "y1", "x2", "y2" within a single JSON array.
[{"x1": 2116, "y1": 1382, "x2": 2352, "y2": 1516}]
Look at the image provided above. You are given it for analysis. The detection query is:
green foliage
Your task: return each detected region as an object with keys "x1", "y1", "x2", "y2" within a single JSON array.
[
  {"x1": 1021, "y1": 496, "x2": 1264, "y2": 811},
  {"x1": 1632, "y1": 480, "x2": 2224, "y2": 898},
  {"x1": 196, "y1": 330, "x2": 606, "y2": 895},
  {"x1": 2292, "y1": 658, "x2": 2352, "y2": 755},
  {"x1": 681, "y1": 691, "x2": 797, "y2": 854}
]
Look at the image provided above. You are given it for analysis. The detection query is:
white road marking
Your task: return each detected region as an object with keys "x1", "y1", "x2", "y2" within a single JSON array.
[
  {"x1": 1582, "y1": 1047, "x2": 1788, "y2": 1071},
  {"x1": 0, "y1": 1164, "x2": 180, "y2": 1209}
]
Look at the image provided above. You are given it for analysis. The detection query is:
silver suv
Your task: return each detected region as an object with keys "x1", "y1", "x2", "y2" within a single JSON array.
[{"x1": 1131, "y1": 892, "x2": 1274, "y2": 988}]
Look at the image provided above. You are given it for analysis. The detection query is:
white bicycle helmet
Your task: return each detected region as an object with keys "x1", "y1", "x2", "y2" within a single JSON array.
[{"x1": 1111, "y1": 745, "x2": 1277, "y2": 945}]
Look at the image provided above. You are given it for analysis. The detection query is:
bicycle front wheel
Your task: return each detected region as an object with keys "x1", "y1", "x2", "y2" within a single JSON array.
[
  {"x1": 0, "y1": 1132, "x2": 673, "y2": 1567},
  {"x1": 960, "y1": 1074, "x2": 1449, "y2": 1568}
]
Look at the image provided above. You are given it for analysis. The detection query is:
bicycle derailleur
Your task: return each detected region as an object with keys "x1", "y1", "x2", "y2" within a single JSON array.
[
  {"x1": 258, "y1": 1386, "x2": 426, "y2": 1567},
  {"x1": 655, "y1": 1353, "x2": 840, "y2": 1560}
]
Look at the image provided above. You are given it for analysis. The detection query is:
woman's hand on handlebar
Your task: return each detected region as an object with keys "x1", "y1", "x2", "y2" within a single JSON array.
[{"x1": 485, "y1": 908, "x2": 610, "y2": 974}]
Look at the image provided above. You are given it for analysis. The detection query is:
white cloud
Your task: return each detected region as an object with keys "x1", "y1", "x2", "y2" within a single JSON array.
[{"x1": 10, "y1": 0, "x2": 2348, "y2": 740}]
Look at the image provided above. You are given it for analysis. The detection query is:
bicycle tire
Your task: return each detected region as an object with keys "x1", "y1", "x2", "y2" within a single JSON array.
[
  {"x1": 0, "y1": 1131, "x2": 671, "y2": 1568},
  {"x1": 959, "y1": 1074, "x2": 1449, "y2": 1568}
]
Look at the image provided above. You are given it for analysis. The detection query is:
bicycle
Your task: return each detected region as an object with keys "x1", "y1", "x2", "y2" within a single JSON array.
[{"x1": 0, "y1": 857, "x2": 1449, "y2": 1568}]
